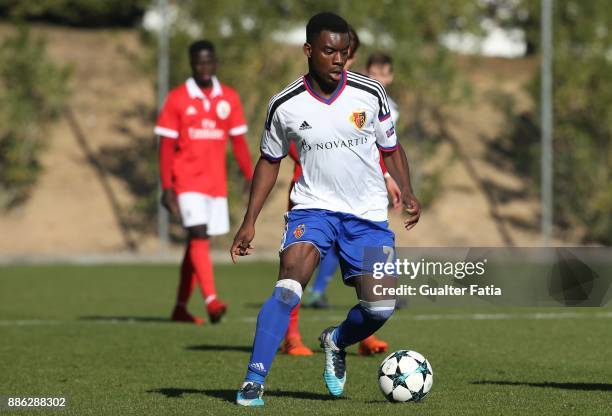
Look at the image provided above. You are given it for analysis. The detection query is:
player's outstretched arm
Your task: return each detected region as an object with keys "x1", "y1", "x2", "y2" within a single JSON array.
[
  {"x1": 230, "y1": 157, "x2": 281, "y2": 262},
  {"x1": 381, "y1": 145, "x2": 421, "y2": 230}
]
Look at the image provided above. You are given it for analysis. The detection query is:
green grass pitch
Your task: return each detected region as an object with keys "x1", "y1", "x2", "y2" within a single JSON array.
[{"x1": 1, "y1": 263, "x2": 611, "y2": 415}]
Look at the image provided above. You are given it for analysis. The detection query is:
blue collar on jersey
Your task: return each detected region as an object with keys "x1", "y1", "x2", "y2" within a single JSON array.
[{"x1": 303, "y1": 71, "x2": 347, "y2": 105}]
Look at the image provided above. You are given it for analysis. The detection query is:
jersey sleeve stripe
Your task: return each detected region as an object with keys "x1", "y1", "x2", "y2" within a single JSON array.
[
  {"x1": 347, "y1": 72, "x2": 390, "y2": 115},
  {"x1": 154, "y1": 126, "x2": 179, "y2": 139},
  {"x1": 266, "y1": 78, "x2": 302, "y2": 115},
  {"x1": 378, "y1": 113, "x2": 391, "y2": 122},
  {"x1": 265, "y1": 84, "x2": 306, "y2": 130},
  {"x1": 348, "y1": 71, "x2": 388, "y2": 101},
  {"x1": 346, "y1": 74, "x2": 390, "y2": 114},
  {"x1": 346, "y1": 80, "x2": 389, "y2": 119},
  {"x1": 260, "y1": 151, "x2": 286, "y2": 162},
  {"x1": 266, "y1": 77, "x2": 302, "y2": 110},
  {"x1": 229, "y1": 125, "x2": 248, "y2": 136},
  {"x1": 349, "y1": 79, "x2": 390, "y2": 116},
  {"x1": 347, "y1": 71, "x2": 388, "y2": 98}
]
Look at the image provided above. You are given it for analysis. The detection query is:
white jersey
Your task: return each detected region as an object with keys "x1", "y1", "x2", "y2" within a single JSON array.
[
  {"x1": 388, "y1": 95, "x2": 399, "y2": 126},
  {"x1": 260, "y1": 71, "x2": 398, "y2": 221}
]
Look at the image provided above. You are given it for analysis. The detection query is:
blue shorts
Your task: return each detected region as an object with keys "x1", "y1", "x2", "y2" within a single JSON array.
[{"x1": 280, "y1": 209, "x2": 395, "y2": 281}]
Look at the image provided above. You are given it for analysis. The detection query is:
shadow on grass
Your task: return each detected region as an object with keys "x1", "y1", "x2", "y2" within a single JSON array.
[
  {"x1": 185, "y1": 344, "x2": 252, "y2": 353},
  {"x1": 147, "y1": 387, "x2": 340, "y2": 402},
  {"x1": 244, "y1": 302, "x2": 350, "y2": 311},
  {"x1": 472, "y1": 380, "x2": 612, "y2": 392},
  {"x1": 363, "y1": 399, "x2": 428, "y2": 404},
  {"x1": 266, "y1": 390, "x2": 341, "y2": 401},
  {"x1": 79, "y1": 316, "x2": 171, "y2": 323},
  {"x1": 147, "y1": 388, "x2": 209, "y2": 399},
  {"x1": 185, "y1": 343, "x2": 373, "y2": 357}
]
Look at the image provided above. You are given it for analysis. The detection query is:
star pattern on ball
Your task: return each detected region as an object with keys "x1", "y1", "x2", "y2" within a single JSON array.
[
  {"x1": 392, "y1": 366, "x2": 409, "y2": 389},
  {"x1": 416, "y1": 359, "x2": 433, "y2": 376},
  {"x1": 411, "y1": 385, "x2": 428, "y2": 401},
  {"x1": 378, "y1": 350, "x2": 433, "y2": 403}
]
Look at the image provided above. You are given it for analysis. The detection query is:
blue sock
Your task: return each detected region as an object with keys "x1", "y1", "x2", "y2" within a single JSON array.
[
  {"x1": 332, "y1": 303, "x2": 393, "y2": 349},
  {"x1": 311, "y1": 249, "x2": 339, "y2": 294},
  {"x1": 245, "y1": 280, "x2": 301, "y2": 385}
]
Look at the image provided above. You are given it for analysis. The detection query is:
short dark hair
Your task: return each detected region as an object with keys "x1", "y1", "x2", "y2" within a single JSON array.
[
  {"x1": 189, "y1": 40, "x2": 215, "y2": 58},
  {"x1": 348, "y1": 25, "x2": 360, "y2": 59},
  {"x1": 306, "y1": 12, "x2": 349, "y2": 44},
  {"x1": 366, "y1": 52, "x2": 393, "y2": 69}
]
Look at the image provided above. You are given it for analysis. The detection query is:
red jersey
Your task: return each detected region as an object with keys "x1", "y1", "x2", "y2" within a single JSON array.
[
  {"x1": 288, "y1": 142, "x2": 302, "y2": 182},
  {"x1": 155, "y1": 77, "x2": 248, "y2": 196}
]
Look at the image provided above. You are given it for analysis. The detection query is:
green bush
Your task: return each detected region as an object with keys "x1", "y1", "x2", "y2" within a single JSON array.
[
  {"x1": 0, "y1": 26, "x2": 71, "y2": 207},
  {"x1": 491, "y1": 0, "x2": 612, "y2": 244},
  {"x1": 548, "y1": 0, "x2": 612, "y2": 244},
  {"x1": 0, "y1": 0, "x2": 147, "y2": 27}
]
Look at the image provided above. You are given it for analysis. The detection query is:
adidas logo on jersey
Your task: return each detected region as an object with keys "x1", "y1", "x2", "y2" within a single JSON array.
[
  {"x1": 299, "y1": 120, "x2": 312, "y2": 130},
  {"x1": 186, "y1": 105, "x2": 197, "y2": 115}
]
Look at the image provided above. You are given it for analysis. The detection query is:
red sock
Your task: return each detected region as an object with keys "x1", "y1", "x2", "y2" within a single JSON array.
[
  {"x1": 190, "y1": 238, "x2": 217, "y2": 304},
  {"x1": 176, "y1": 245, "x2": 197, "y2": 307},
  {"x1": 286, "y1": 303, "x2": 301, "y2": 339}
]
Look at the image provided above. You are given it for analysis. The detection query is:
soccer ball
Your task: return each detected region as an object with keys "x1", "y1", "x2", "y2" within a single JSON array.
[{"x1": 378, "y1": 350, "x2": 433, "y2": 402}]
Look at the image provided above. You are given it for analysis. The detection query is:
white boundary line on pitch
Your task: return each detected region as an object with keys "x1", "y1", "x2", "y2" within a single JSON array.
[
  {"x1": 237, "y1": 311, "x2": 612, "y2": 323},
  {"x1": 1, "y1": 311, "x2": 612, "y2": 326},
  {"x1": 0, "y1": 319, "x2": 62, "y2": 326}
]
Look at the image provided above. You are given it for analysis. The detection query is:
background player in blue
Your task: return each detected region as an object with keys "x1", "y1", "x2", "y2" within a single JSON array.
[{"x1": 230, "y1": 12, "x2": 421, "y2": 406}]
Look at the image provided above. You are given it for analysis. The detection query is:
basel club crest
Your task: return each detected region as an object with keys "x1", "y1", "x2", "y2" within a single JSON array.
[
  {"x1": 349, "y1": 110, "x2": 367, "y2": 129},
  {"x1": 293, "y1": 224, "x2": 305, "y2": 239}
]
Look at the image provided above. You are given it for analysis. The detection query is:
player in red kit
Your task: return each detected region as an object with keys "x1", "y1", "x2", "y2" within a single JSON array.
[{"x1": 156, "y1": 40, "x2": 253, "y2": 325}]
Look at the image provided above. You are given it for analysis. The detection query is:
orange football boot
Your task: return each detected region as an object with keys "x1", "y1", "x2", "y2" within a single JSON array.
[
  {"x1": 280, "y1": 336, "x2": 314, "y2": 356},
  {"x1": 358, "y1": 335, "x2": 389, "y2": 356}
]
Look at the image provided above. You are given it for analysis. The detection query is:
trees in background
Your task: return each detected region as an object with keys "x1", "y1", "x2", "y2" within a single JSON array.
[
  {"x1": 491, "y1": 0, "x2": 611, "y2": 243},
  {"x1": 0, "y1": 0, "x2": 147, "y2": 27},
  {"x1": 0, "y1": 0, "x2": 609, "y2": 243},
  {"x1": 0, "y1": 27, "x2": 70, "y2": 207},
  {"x1": 545, "y1": 0, "x2": 611, "y2": 244},
  {"x1": 0, "y1": 0, "x2": 146, "y2": 208}
]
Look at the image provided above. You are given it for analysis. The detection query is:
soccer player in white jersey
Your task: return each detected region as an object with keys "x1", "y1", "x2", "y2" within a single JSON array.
[{"x1": 231, "y1": 12, "x2": 421, "y2": 406}]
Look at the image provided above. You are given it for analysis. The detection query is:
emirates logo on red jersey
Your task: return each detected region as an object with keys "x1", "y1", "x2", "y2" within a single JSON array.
[{"x1": 188, "y1": 119, "x2": 224, "y2": 140}]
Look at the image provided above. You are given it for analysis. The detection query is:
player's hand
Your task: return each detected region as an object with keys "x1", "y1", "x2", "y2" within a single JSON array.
[
  {"x1": 161, "y1": 188, "x2": 179, "y2": 217},
  {"x1": 230, "y1": 222, "x2": 255, "y2": 263},
  {"x1": 402, "y1": 193, "x2": 421, "y2": 231},
  {"x1": 384, "y1": 175, "x2": 402, "y2": 211}
]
